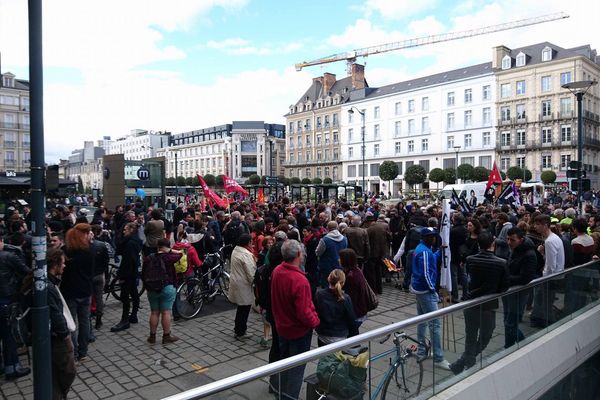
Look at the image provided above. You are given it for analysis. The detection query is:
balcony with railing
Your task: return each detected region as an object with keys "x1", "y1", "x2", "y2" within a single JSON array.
[
  {"x1": 4, "y1": 159, "x2": 16, "y2": 166},
  {"x1": 3, "y1": 140, "x2": 17, "y2": 148}
]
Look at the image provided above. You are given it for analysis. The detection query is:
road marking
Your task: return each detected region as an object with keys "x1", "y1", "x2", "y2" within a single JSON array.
[{"x1": 191, "y1": 363, "x2": 209, "y2": 374}]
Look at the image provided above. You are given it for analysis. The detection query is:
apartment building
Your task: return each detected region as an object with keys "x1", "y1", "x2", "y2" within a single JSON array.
[
  {"x1": 108, "y1": 129, "x2": 171, "y2": 160},
  {"x1": 66, "y1": 140, "x2": 105, "y2": 190},
  {"x1": 0, "y1": 72, "x2": 30, "y2": 173},
  {"x1": 342, "y1": 63, "x2": 496, "y2": 194},
  {"x1": 494, "y1": 42, "x2": 600, "y2": 185},
  {"x1": 284, "y1": 65, "x2": 367, "y2": 182}
]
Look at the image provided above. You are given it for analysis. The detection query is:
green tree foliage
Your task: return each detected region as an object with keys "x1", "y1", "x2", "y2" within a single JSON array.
[
  {"x1": 379, "y1": 161, "x2": 399, "y2": 182},
  {"x1": 203, "y1": 174, "x2": 216, "y2": 187},
  {"x1": 301, "y1": 177, "x2": 312, "y2": 184},
  {"x1": 260, "y1": 175, "x2": 267, "y2": 184},
  {"x1": 472, "y1": 166, "x2": 490, "y2": 182},
  {"x1": 428, "y1": 168, "x2": 444, "y2": 189},
  {"x1": 312, "y1": 177, "x2": 323, "y2": 184},
  {"x1": 506, "y1": 166, "x2": 523, "y2": 181},
  {"x1": 176, "y1": 176, "x2": 186, "y2": 186},
  {"x1": 185, "y1": 177, "x2": 195, "y2": 186},
  {"x1": 166, "y1": 177, "x2": 176, "y2": 186},
  {"x1": 443, "y1": 168, "x2": 456, "y2": 184},
  {"x1": 541, "y1": 170, "x2": 557, "y2": 184},
  {"x1": 247, "y1": 174, "x2": 260, "y2": 185},
  {"x1": 404, "y1": 165, "x2": 427, "y2": 187},
  {"x1": 290, "y1": 177, "x2": 301, "y2": 184},
  {"x1": 216, "y1": 174, "x2": 225, "y2": 187},
  {"x1": 323, "y1": 177, "x2": 333, "y2": 184},
  {"x1": 456, "y1": 164, "x2": 474, "y2": 181}
]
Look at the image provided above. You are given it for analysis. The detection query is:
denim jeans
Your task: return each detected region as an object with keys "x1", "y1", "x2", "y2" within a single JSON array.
[
  {"x1": 66, "y1": 296, "x2": 91, "y2": 358},
  {"x1": 415, "y1": 292, "x2": 444, "y2": 362},
  {"x1": 0, "y1": 298, "x2": 19, "y2": 374},
  {"x1": 278, "y1": 330, "x2": 313, "y2": 400}
]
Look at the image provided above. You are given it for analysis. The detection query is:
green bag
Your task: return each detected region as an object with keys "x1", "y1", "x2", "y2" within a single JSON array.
[{"x1": 316, "y1": 351, "x2": 367, "y2": 399}]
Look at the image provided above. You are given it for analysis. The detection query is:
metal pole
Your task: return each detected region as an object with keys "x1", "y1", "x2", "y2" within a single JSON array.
[
  {"x1": 361, "y1": 113, "x2": 365, "y2": 195},
  {"x1": 28, "y1": 0, "x2": 52, "y2": 398},
  {"x1": 175, "y1": 151, "x2": 178, "y2": 202},
  {"x1": 576, "y1": 92, "x2": 584, "y2": 215}
]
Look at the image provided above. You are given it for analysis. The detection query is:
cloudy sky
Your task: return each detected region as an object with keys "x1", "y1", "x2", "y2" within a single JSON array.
[{"x1": 1, "y1": 0, "x2": 599, "y2": 162}]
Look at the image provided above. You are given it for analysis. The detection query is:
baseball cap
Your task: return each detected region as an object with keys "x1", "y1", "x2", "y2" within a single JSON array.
[{"x1": 420, "y1": 227, "x2": 438, "y2": 237}]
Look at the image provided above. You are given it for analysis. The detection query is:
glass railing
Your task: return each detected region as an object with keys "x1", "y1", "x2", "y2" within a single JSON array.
[{"x1": 163, "y1": 260, "x2": 600, "y2": 400}]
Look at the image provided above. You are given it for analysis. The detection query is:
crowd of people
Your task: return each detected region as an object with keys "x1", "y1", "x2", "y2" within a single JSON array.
[{"x1": 0, "y1": 188, "x2": 599, "y2": 399}]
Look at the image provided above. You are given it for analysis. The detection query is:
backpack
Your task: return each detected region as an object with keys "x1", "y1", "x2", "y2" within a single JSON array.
[
  {"x1": 223, "y1": 221, "x2": 249, "y2": 246},
  {"x1": 253, "y1": 264, "x2": 271, "y2": 309},
  {"x1": 142, "y1": 254, "x2": 168, "y2": 292},
  {"x1": 174, "y1": 248, "x2": 188, "y2": 274}
]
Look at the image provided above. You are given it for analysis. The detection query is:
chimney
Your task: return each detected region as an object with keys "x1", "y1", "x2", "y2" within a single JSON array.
[
  {"x1": 492, "y1": 45, "x2": 511, "y2": 69},
  {"x1": 351, "y1": 64, "x2": 365, "y2": 90},
  {"x1": 323, "y1": 73, "x2": 336, "y2": 96}
]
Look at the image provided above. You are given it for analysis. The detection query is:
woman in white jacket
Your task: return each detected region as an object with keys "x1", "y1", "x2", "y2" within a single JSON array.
[{"x1": 228, "y1": 233, "x2": 257, "y2": 339}]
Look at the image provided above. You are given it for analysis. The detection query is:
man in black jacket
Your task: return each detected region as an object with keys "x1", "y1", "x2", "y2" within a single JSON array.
[
  {"x1": 449, "y1": 213, "x2": 468, "y2": 302},
  {"x1": 503, "y1": 227, "x2": 537, "y2": 348},
  {"x1": 450, "y1": 231, "x2": 509, "y2": 374}
]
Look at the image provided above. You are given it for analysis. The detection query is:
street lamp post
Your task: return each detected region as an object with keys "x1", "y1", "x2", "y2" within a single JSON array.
[
  {"x1": 562, "y1": 79, "x2": 597, "y2": 215},
  {"x1": 453, "y1": 145, "x2": 461, "y2": 183},
  {"x1": 348, "y1": 107, "x2": 366, "y2": 195}
]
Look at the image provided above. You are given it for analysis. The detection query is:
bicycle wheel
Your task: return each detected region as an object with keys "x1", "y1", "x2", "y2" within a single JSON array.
[
  {"x1": 381, "y1": 353, "x2": 423, "y2": 400},
  {"x1": 176, "y1": 279, "x2": 204, "y2": 319},
  {"x1": 219, "y1": 272, "x2": 230, "y2": 301},
  {"x1": 108, "y1": 278, "x2": 122, "y2": 301}
]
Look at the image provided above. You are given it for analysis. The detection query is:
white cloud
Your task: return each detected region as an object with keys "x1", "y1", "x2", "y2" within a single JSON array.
[
  {"x1": 206, "y1": 38, "x2": 250, "y2": 49},
  {"x1": 204, "y1": 38, "x2": 304, "y2": 56},
  {"x1": 363, "y1": 0, "x2": 438, "y2": 19}
]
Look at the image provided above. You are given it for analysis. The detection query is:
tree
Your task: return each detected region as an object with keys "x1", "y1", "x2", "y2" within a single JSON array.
[
  {"x1": 301, "y1": 177, "x2": 312, "y2": 184},
  {"x1": 541, "y1": 170, "x2": 557, "y2": 185},
  {"x1": 443, "y1": 168, "x2": 456, "y2": 184},
  {"x1": 312, "y1": 177, "x2": 322, "y2": 184},
  {"x1": 428, "y1": 168, "x2": 445, "y2": 190},
  {"x1": 404, "y1": 165, "x2": 427, "y2": 189},
  {"x1": 176, "y1": 176, "x2": 186, "y2": 186},
  {"x1": 185, "y1": 177, "x2": 194, "y2": 186},
  {"x1": 472, "y1": 166, "x2": 490, "y2": 182},
  {"x1": 216, "y1": 174, "x2": 225, "y2": 187},
  {"x1": 523, "y1": 169, "x2": 532, "y2": 182},
  {"x1": 260, "y1": 175, "x2": 267, "y2": 184},
  {"x1": 500, "y1": 171, "x2": 507, "y2": 180},
  {"x1": 203, "y1": 174, "x2": 216, "y2": 187},
  {"x1": 323, "y1": 177, "x2": 333, "y2": 184},
  {"x1": 379, "y1": 160, "x2": 399, "y2": 194},
  {"x1": 506, "y1": 166, "x2": 523, "y2": 181},
  {"x1": 456, "y1": 164, "x2": 474, "y2": 182},
  {"x1": 279, "y1": 176, "x2": 291, "y2": 186},
  {"x1": 290, "y1": 177, "x2": 301, "y2": 184},
  {"x1": 247, "y1": 174, "x2": 260, "y2": 185},
  {"x1": 166, "y1": 177, "x2": 176, "y2": 186}
]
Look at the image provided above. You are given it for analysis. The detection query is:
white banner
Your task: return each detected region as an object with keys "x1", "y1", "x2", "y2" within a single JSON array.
[{"x1": 440, "y1": 199, "x2": 452, "y2": 292}]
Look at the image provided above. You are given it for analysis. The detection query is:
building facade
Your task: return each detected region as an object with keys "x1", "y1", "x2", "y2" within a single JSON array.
[
  {"x1": 342, "y1": 63, "x2": 496, "y2": 194},
  {"x1": 108, "y1": 129, "x2": 170, "y2": 160},
  {"x1": 494, "y1": 42, "x2": 600, "y2": 186},
  {"x1": 284, "y1": 65, "x2": 367, "y2": 182},
  {"x1": 0, "y1": 72, "x2": 30, "y2": 173},
  {"x1": 66, "y1": 140, "x2": 105, "y2": 190}
]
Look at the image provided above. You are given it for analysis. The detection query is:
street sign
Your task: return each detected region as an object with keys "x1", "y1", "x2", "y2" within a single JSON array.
[
  {"x1": 137, "y1": 167, "x2": 150, "y2": 180},
  {"x1": 265, "y1": 176, "x2": 279, "y2": 186},
  {"x1": 570, "y1": 179, "x2": 591, "y2": 191},
  {"x1": 566, "y1": 169, "x2": 586, "y2": 179},
  {"x1": 569, "y1": 160, "x2": 582, "y2": 169}
]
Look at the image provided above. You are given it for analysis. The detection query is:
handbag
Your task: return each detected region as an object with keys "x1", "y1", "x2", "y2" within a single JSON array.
[
  {"x1": 366, "y1": 281, "x2": 379, "y2": 312},
  {"x1": 57, "y1": 289, "x2": 77, "y2": 332},
  {"x1": 316, "y1": 349, "x2": 368, "y2": 399}
]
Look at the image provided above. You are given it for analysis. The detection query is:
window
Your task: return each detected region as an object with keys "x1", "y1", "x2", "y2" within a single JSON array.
[
  {"x1": 482, "y1": 85, "x2": 491, "y2": 100},
  {"x1": 306, "y1": 119, "x2": 311, "y2": 130},
  {"x1": 542, "y1": 100, "x2": 552, "y2": 117},
  {"x1": 333, "y1": 132, "x2": 338, "y2": 143},
  {"x1": 542, "y1": 46, "x2": 552, "y2": 62},
  {"x1": 317, "y1": 151, "x2": 322, "y2": 160},
  {"x1": 502, "y1": 55, "x2": 511, "y2": 69},
  {"x1": 501, "y1": 106, "x2": 511, "y2": 122},
  {"x1": 443, "y1": 158, "x2": 455, "y2": 169},
  {"x1": 464, "y1": 134, "x2": 472, "y2": 148},
  {"x1": 483, "y1": 132, "x2": 491, "y2": 146},
  {"x1": 306, "y1": 151, "x2": 311, "y2": 161},
  {"x1": 464, "y1": 89, "x2": 472, "y2": 103},
  {"x1": 316, "y1": 167, "x2": 322, "y2": 177},
  {"x1": 447, "y1": 92, "x2": 455, "y2": 106},
  {"x1": 541, "y1": 76, "x2": 551, "y2": 92},
  {"x1": 408, "y1": 119, "x2": 415, "y2": 134},
  {"x1": 396, "y1": 162, "x2": 403, "y2": 175},
  {"x1": 373, "y1": 144, "x2": 380, "y2": 156},
  {"x1": 2, "y1": 75, "x2": 14, "y2": 87},
  {"x1": 374, "y1": 106, "x2": 380, "y2": 119},
  {"x1": 516, "y1": 52, "x2": 526, "y2": 67},
  {"x1": 461, "y1": 157, "x2": 475, "y2": 166},
  {"x1": 316, "y1": 116, "x2": 321, "y2": 128},
  {"x1": 516, "y1": 104, "x2": 526, "y2": 120},
  {"x1": 561, "y1": 125, "x2": 571, "y2": 142},
  {"x1": 419, "y1": 160, "x2": 430, "y2": 173},
  {"x1": 464, "y1": 110, "x2": 472, "y2": 127},
  {"x1": 408, "y1": 140, "x2": 414, "y2": 153},
  {"x1": 560, "y1": 72, "x2": 572, "y2": 86},
  {"x1": 447, "y1": 113, "x2": 455, "y2": 129},
  {"x1": 501, "y1": 131, "x2": 511, "y2": 146},
  {"x1": 289, "y1": 153, "x2": 294, "y2": 162},
  {"x1": 560, "y1": 97, "x2": 572, "y2": 116},
  {"x1": 501, "y1": 83, "x2": 511, "y2": 98},
  {"x1": 517, "y1": 129, "x2": 526, "y2": 146},
  {"x1": 348, "y1": 147, "x2": 354, "y2": 158},
  {"x1": 422, "y1": 97, "x2": 429, "y2": 111},
  {"x1": 348, "y1": 112, "x2": 354, "y2": 124},
  {"x1": 421, "y1": 117, "x2": 429, "y2": 133},
  {"x1": 374, "y1": 124, "x2": 380, "y2": 140},
  {"x1": 560, "y1": 154, "x2": 571, "y2": 170},
  {"x1": 422, "y1": 139, "x2": 428, "y2": 151},
  {"x1": 483, "y1": 107, "x2": 491, "y2": 126},
  {"x1": 395, "y1": 102, "x2": 402, "y2": 115},
  {"x1": 333, "y1": 149, "x2": 339, "y2": 160},
  {"x1": 516, "y1": 80, "x2": 526, "y2": 95},
  {"x1": 542, "y1": 127, "x2": 552, "y2": 144},
  {"x1": 324, "y1": 115, "x2": 330, "y2": 127},
  {"x1": 542, "y1": 155, "x2": 552, "y2": 169},
  {"x1": 325, "y1": 149, "x2": 330, "y2": 159},
  {"x1": 316, "y1": 134, "x2": 321, "y2": 145},
  {"x1": 332, "y1": 113, "x2": 338, "y2": 127},
  {"x1": 394, "y1": 121, "x2": 401, "y2": 137},
  {"x1": 348, "y1": 128, "x2": 353, "y2": 142},
  {"x1": 479, "y1": 156, "x2": 492, "y2": 169},
  {"x1": 447, "y1": 136, "x2": 454, "y2": 149},
  {"x1": 306, "y1": 168, "x2": 311, "y2": 178},
  {"x1": 500, "y1": 157, "x2": 510, "y2": 171},
  {"x1": 408, "y1": 100, "x2": 415, "y2": 113},
  {"x1": 395, "y1": 142, "x2": 401, "y2": 154},
  {"x1": 306, "y1": 135, "x2": 311, "y2": 145},
  {"x1": 370, "y1": 164, "x2": 379, "y2": 176}
]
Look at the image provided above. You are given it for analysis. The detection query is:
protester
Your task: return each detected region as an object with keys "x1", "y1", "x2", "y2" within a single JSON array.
[
  {"x1": 339, "y1": 248, "x2": 370, "y2": 335},
  {"x1": 315, "y1": 221, "x2": 347, "y2": 288},
  {"x1": 314, "y1": 269, "x2": 357, "y2": 346},
  {"x1": 229, "y1": 234, "x2": 257, "y2": 340}
]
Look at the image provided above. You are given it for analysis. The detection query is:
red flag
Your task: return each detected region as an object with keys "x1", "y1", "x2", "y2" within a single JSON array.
[
  {"x1": 197, "y1": 175, "x2": 227, "y2": 209},
  {"x1": 486, "y1": 162, "x2": 503, "y2": 191},
  {"x1": 223, "y1": 175, "x2": 249, "y2": 196},
  {"x1": 257, "y1": 188, "x2": 265, "y2": 204}
]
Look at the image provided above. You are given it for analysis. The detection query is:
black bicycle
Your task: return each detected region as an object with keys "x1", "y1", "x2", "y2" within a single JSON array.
[
  {"x1": 175, "y1": 248, "x2": 230, "y2": 319},
  {"x1": 104, "y1": 263, "x2": 145, "y2": 301}
]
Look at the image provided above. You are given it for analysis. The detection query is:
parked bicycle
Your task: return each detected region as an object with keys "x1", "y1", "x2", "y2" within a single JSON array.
[{"x1": 175, "y1": 247, "x2": 231, "y2": 319}]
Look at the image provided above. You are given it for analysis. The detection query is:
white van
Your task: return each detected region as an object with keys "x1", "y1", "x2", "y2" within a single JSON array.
[{"x1": 439, "y1": 182, "x2": 487, "y2": 204}]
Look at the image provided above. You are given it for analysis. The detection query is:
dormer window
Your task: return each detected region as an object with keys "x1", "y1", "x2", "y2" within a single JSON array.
[
  {"x1": 501, "y1": 55, "x2": 511, "y2": 70},
  {"x1": 542, "y1": 46, "x2": 552, "y2": 62},
  {"x1": 516, "y1": 52, "x2": 526, "y2": 67},
  {"x1": 2, "y1": 74, "x2": 15, "y2": 88}
]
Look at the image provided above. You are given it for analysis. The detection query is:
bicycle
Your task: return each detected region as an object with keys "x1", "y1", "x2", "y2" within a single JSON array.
[
  {"x1": 315, "y1": 331, "x2": 430, "y2": 400},
  {"x1": 104, "y1": 262, "x2": 145, "y2": 301},
  {"x1": 175, "y1": 248, "x2": 230, "y2": 319}
]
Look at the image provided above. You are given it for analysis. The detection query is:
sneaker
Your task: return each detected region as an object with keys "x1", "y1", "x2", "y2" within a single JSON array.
[
  {"x1": 235, "y1": 333, "x2": 250, "y2": 341},
  {"x1": 449, "y1": 360, "x2": 465, "y2": 375},
  {"x1": 5, "y1": 367, "x2": 31, "y2": 381},
  {"x1": 259, "y1": 337, "x2": 269, "y2": 348},
  {"x1": 77, "y1": 355, "x2": 88, "y2": 362},
  {"x1": 434, "y1": 360, "x2": 452, "y2": 371}
]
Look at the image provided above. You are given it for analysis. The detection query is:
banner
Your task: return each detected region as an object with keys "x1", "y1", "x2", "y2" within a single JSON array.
[
  {"x1": 223, "y1": 175, "x2": 249, "y2": 196},
  {"x1": 485, "y1": 161, "x2": 503, "y2": 202},
  {"x1": 451, "y1": 188, "x2": 472, "y2": 213},
  {"x1": 257, "y1": 187, "x2": 265, "y2": 204},
  {"x1": 197, "y1": 175, "x2": 228, "y2": 209},
  {"x1": 498, "y1": 182, "x2": 521, "y2": 209},
  {"x1": 439, "y1": 199, "x2": 452, "y2": 293}
]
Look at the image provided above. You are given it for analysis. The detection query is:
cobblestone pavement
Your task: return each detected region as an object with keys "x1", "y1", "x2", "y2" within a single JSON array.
[{"x1": 1, "y1": 278, "x2": 541, "y2": 400}]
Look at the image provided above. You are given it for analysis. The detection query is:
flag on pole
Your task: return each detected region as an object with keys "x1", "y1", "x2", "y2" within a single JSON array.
[
  {"x1": 440, "y1": 199, "x2": 452, "y2": 293},
  {"x1": 485, "y1": 161, "x2": 503, "y2": 202},
  {"x1": 197, "y1": 175, "x2": 228, "y2": 209},
  {"x1": 223, "y1": 175, "x2": 249, "y2": 196},
  {"x1": 451, "y1": 188, "x2": 473, "y2": 213},
  {"x1": 257, "y1": 187, "x2": 265, "y2": 204},
  {"x1": 498, "y1": 183, "x2": 520, "y2": 210}
]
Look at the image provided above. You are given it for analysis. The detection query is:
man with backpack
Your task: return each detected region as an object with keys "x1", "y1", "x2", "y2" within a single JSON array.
[
  {"x1": 393, "y1": 222, "x2": 425, "y2": 292},
  {"x1": 223, "y1": 211, "x2": 250, "y2": 259}
]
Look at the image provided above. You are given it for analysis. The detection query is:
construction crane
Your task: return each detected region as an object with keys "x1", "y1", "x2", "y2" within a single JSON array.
[{"x1": 295, "y1": 12, "x2": 569, "y2": 72}]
